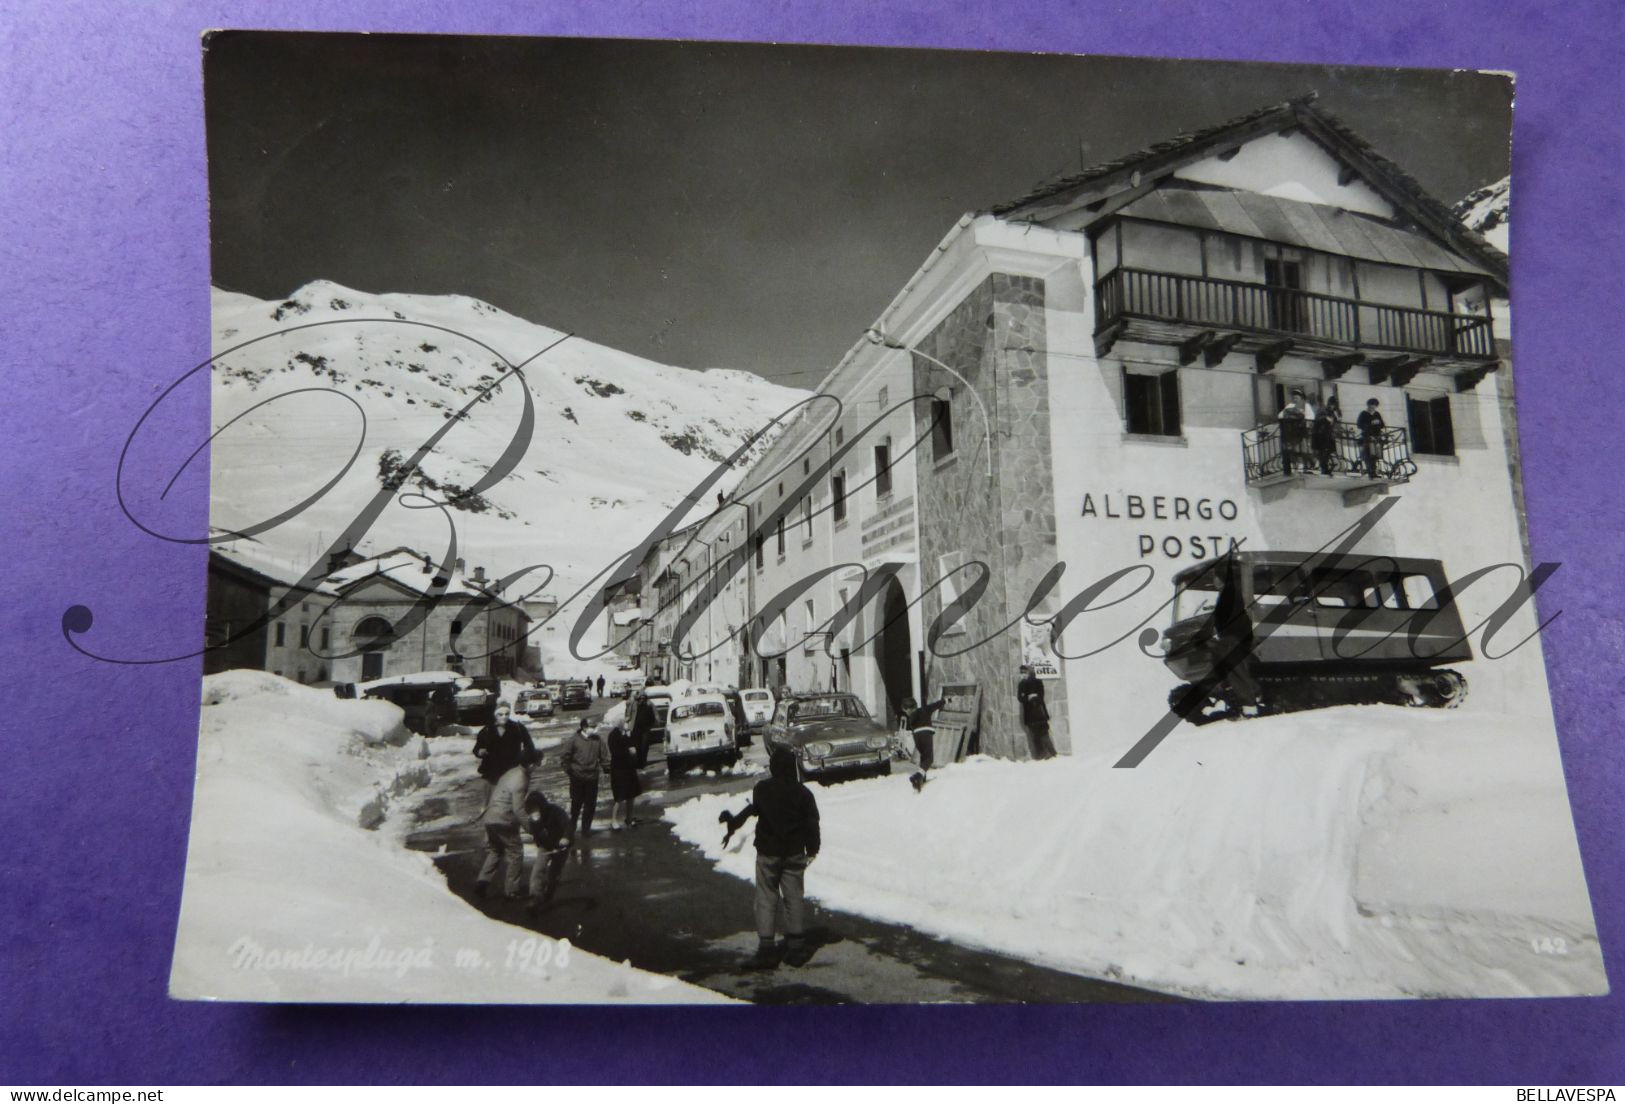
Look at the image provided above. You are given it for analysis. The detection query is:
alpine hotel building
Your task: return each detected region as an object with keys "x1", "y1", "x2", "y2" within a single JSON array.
[{"x1": 676, "y1": 96, "x2": 1543, "y2": 762}]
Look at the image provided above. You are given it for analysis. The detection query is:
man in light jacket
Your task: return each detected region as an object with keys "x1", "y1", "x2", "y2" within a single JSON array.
[{"x1": 476, "y1": 747, "x2": 537, "y2": 900}]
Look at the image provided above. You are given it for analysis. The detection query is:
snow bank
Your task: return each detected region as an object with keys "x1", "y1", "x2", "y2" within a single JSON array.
[
  {"x1": 667, "y1": 706, "x2": 1604, "y2": 1001},
  {"x1": 172, "y1": 671, "x2": 726, "y2": 1003}
]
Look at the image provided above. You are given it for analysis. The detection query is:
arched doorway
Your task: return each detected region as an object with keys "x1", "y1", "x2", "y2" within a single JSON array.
[
  {"x1": 353, "y1": 616, "x2": 395, "y2": 680},
  {"x1": 877, "y1": 576, "x2": 912, "y2": 727}
]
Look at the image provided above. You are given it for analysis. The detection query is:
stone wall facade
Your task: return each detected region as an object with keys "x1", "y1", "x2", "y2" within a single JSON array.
[{"x1": 912, "y1": 272, "x2": 1067, "y2": 759}]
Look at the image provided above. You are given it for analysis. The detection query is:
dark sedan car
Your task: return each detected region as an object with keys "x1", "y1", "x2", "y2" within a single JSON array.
[
  {"x1": 559, "y1": 681, "x2": 593, "y2": 711},
  {"x1": 763, "y1": 692, "x2": 893, "y2": 782}
]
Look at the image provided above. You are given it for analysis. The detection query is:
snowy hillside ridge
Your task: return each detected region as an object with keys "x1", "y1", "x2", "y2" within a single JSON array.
[
  {"x1": 209, "y1": 281, "x2": 809, "y2": 597},
  {"x1": 171, "y1": 671, "x2": 728, "y2": 1003},
  {"x1": 1455, "y1": 176, "x2": 1509, "y2": 255},
  {"x1": 668, "y1": 705, "x2": 1604, "y2": 1001}
]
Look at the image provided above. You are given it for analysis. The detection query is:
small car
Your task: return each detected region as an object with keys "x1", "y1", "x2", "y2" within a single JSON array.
[
  {"x1": 763, "y1": 692, "x2": 893, "y2": 782},
  {"x1": 359, "y1": 677, "x2": 461, "y2": 736},
  {"x1": 455, "y1": 675, "x2": 501, "y2": 725},
  {"x1": 664, "y1": 692, "x2": 739, "y2": 778},
  {"x1": 515, "y1": 687, "x2": 554, "y2": 719},
  {"x1": 559, "y1": 681, "x2": 593, "y2": 710},
  {"x1": 738, "y1": 687, "x2": 775, "y2": 730}
]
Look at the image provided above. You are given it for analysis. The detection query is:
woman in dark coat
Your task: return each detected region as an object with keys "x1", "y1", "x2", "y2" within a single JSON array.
[{"x1": 606, "y1": 724, "x2": 642, "y2": 830}]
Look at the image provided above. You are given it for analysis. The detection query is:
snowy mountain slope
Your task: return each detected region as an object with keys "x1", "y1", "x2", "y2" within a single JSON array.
[
  {"x1": 1455, "y1": 175, "x2": 1509, "y2": 255},
  {"x1": 210, "y1": 282, "x2": 809, "y2": 603}
]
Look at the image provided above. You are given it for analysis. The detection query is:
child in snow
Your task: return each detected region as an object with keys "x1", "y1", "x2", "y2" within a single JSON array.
[{"x1": 523, "y1": 790, "x2": 575, "y2": 912}]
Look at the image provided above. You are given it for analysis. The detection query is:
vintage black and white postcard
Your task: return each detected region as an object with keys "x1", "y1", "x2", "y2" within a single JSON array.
[{"x1": 170, "y1": 34, "x2": 1603, "y2": 1003}]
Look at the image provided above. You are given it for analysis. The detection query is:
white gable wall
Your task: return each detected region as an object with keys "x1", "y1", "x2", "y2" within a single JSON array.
[{"x1": 1175, "y1": 131, "x2": 1395, "y2": 219}]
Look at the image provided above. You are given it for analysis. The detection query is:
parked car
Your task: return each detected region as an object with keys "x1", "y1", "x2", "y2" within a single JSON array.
[
  {"x1": 358, "y1": 675, "x2": 463, "y2": 736},
  {"x1": 763, "y1": 692, "x2": 892, "y2": 782},
  {"x1": 738, "y1": 687, "x2": 775, "y2": 731},
  {"x1": 515, "y1": 686, "x2": 554, "y2": 719},
  {"x1": 664, "y1": 692, "x2": 739, "y2": 778},
  {"x1": 455, "y1": 675, "x2": 501, "y2": 726},
  {"x1": 559, "y1": 681, "x2": 593, "y2": 711}
]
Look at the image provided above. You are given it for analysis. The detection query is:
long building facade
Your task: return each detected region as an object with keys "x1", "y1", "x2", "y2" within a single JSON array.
[{"x1": 656, "y1": 96, "x2": 1543, "y2": 763}]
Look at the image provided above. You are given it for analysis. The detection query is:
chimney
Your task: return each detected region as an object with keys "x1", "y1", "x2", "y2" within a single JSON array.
[
  {"x1": 473, "y1": 565, "x2": 487, "y2": 584},
  {"x1": 325, "y1": 543, "x2": 352, "y2": 576},
  {"x1": 455, "y1": 557, "x2": 466, "y2": 574},
  {"x1": 421, "y1": 554, "x2": 432, "y2": 574}
]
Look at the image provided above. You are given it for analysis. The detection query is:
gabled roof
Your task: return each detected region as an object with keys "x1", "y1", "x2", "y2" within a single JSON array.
[
  {"x1": 988, "y1": 93, "x2": 1507, "y2": 288},
  {"x1": 326, "y1": 547, "x2": 496, "y2": 601}
]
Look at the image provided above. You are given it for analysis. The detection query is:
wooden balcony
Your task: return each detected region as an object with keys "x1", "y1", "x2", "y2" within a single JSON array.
[{"x1": 1096, "y1": 267, "x2": 1497, "y2": 378}]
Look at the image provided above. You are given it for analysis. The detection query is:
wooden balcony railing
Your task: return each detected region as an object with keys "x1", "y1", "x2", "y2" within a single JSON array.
[{"x1": 1097, "y1": 267, "x2": 1496, "y2": 361}]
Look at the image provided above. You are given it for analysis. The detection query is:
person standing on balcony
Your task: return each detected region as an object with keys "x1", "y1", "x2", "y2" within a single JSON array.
[
  {"x1": 1277, "y1": 389, "x2": 1312, "y2": 476},
  {"x1": 1312, "y1": 395, "x2": 1340, "y2": 476},
  {"x1": 1357, "y1": 398, "x2": 1387, "y2": 479}
]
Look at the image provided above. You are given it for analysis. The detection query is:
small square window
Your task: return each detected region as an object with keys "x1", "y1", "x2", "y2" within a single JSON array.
[
  {"x1": 1123, "y1": 370, "x2": 1181, "y2": 436},
  {"x1": 1407, "y1": 393, "x2": 1455, "y2": 456}
]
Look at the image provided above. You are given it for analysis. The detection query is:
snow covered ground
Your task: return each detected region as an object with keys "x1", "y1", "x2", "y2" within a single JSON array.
[
  {"x1": 668, "y1": 705, "x2": 1605, "y2": 1001},
  {"x1": 170, "y1": 671, "x2": 727, "y2": 1003}
]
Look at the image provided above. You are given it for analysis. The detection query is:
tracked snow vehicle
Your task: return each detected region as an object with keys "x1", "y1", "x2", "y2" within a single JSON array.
[{"x1": 1163, "y1": 551, "x2": 1470, "y2": 724}]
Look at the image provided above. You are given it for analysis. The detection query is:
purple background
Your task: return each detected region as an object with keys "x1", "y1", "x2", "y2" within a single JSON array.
[{"x1": 3, "y1": 0, "x2": 1620, "y2": 1086}]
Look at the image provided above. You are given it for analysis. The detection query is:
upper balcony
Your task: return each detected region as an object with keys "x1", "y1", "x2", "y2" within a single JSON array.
[
  {"x1": 1089, "y1": 203, "x2": 1502, "y2": 386},
  {"x1": 1097, "y1": 267, "x2": 1496, "y2": 379}
]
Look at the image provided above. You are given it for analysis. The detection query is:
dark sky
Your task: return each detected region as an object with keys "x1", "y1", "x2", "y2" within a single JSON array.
[{"x1": 205, "y1": 34, "x2": 1512, "y2": 389}]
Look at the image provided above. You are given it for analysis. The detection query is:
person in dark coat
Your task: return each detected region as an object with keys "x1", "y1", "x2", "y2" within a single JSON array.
[
  {"x1": 1356, "y1": 397, "x2": 1387, "y2": 479},
  {"x1": 472, "y1": 701, "x2": 537, "y2": 790},
  {"x1": 596, "y1": 674, "x2": 606, "y2": 698},
  {"x1": 605, "y1": 724, "x2": 642, "y2": 830},
  {"x1": 720, "y1": 749, "x2": 821, "y2": 969},
  {"x1": 559, "y1": 720, "x2": 607, "y2": 835},
  {"x1": 1311, "y1": 397, "x2": 1339, "y2": 476},
  {"x1": 522, "y1": 789, "x2": 575, "y2": 912},
  {"x1": 899, "y1": 694, "x2": 947, "y2": 771},
  {"x1": 1017, "y1": 665, "x2": 1057, "y2": 760},
  {"x1": 629, "y1": 692, "x2": 658, "y2": 768}
]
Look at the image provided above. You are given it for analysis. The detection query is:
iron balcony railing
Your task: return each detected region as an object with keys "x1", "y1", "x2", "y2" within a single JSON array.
[
  {"x1": 1097, "y1": 267, "x2": 1496, "y2": 360},
  {"x1": 1241, "y1": 419, "x2": 1416, "y2": 486}
]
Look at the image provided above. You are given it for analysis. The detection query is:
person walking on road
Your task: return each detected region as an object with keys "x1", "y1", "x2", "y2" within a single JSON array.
[
  {"x1": 560, "y1": 718, "x2": 607, "y2": 836},
  {"x1": 475, "y1": 748, "x2": 536, "y2": 900},
  {"x1": 522, "y1": 789, "x2": 575, "y2": 913},
  {"x1": 1017, "y1": 665, "x2": 1057, "y2": 760},
  {"x1": 629, "y1": 691, "x2": 658, "y2": 769},
  {"x1": 720, "y1": 748, "x2": 821, "y2": 969},
  {"x1": 472, "y1": 701, "x2": 537, "y2": 794},
  {"x1": 605, "y1": 723, "x2": 642, "y2": 830},
  {"x1": 596, "y1": 674, "x2": 606, "y2": 698}
]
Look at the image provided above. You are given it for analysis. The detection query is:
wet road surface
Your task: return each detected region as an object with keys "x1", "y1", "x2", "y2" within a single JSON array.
[{"x1": 406, "y1": 697, "x2": 1176, "y2": 1005}]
